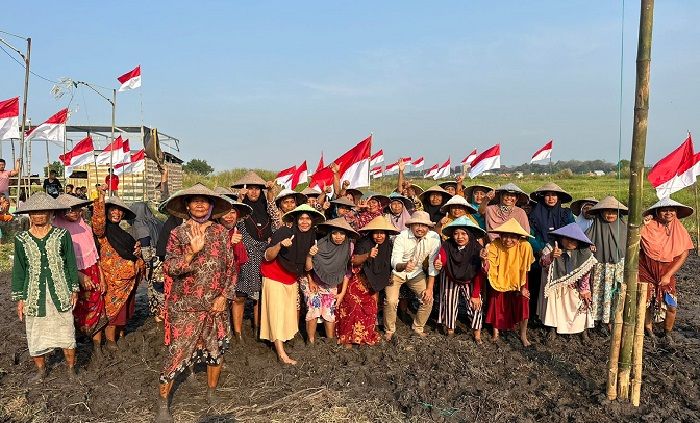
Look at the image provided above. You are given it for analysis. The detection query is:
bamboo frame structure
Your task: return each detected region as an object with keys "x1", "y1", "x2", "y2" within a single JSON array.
[
  {"x1": 631, "y1": 282, "x2": 649, "y2": 406},
  {"x1": 606, "y1": 282, "x2": 628, "y2": 400}
]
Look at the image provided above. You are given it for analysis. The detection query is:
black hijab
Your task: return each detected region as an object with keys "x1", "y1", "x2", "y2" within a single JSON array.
[
  {"x1": 156, "y1": 215, "x2": 183, "y2": 259},
  {"x1": 243, "y1": 193, "x2": 272, "y2": 241},
  {"x1": 423, "y1": 203, "x2": 445, "y2": 225},
  {"x1": 355, "y1": 235, "x2": 393, "y2": 292},
  {"x1": 98, "y1": 217, "x2": 138, "y2": 262},
  {"x1": 529, "y1": 200, "x2": 573, "y2": 245},
  {"x1": 276, "y1": 225, "x2": 316, "y2": 276},
  {"x1": 443, "y1": 236, "x2": 482, "y2": 283}
]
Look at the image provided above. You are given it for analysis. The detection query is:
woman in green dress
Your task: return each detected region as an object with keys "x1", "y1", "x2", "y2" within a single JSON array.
[{"x1": 11, "y1": 192, "x2": 80, "y2": 381}]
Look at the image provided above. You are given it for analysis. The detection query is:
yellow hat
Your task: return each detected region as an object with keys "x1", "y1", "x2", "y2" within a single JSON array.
[{"x1": 488, "y1": 218, "x2": 533, "y2": 238}]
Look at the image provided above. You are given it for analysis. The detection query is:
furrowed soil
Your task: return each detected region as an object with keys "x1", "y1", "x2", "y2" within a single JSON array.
[{"x1": 1, "y1": 256, "x2": 699, "y2": 423}]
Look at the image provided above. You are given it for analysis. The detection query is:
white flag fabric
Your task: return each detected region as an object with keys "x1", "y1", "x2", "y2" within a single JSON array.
[
  {"x1": 0, "y1": 97, "x2": 20, "y2": 140},
  {"x1": 469, "y1": 144, "x2": 501, "y2": 178}
]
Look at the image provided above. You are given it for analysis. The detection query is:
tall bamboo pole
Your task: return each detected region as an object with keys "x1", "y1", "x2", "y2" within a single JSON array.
[
  {"x1": 108, "y1": 89, "x2": 116, "y2": 197},
  {"x1": 15, "y1": 37, "x2": 30, "y2": 204},
  {"x1": 606, "y1": 282, "x2": 628, "y2": 400},
  {"x1": 631, "y1": 282, "x2": 649, "y2": 406},
  {"x1": 617, "y1": 0, "x2": 655, "y2": 401}
]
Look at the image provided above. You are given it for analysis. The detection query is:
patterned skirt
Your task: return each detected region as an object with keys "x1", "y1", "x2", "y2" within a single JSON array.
[
  {"x1": 335, "y1": 274, "x2": 380, "y2": 345},
  {"x1": 237, "y1": 229, "x2": 267, "y2": 301},
  {"x1": 148, "y1": 257, "x2": 166, "y2": 321},
  {"x1": 73, "y1": 264, "x2": 108, "y2": 337},
  {"x1": 590, "y1": 260, "x2": 625, "y2": 324},
  {"x1": 300, "y1": 278, "x2": 338, "y2": 322}
]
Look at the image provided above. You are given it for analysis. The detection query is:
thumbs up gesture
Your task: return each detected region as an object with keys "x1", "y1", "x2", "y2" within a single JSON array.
[
  {"x1": 405, "y1": 258, "x2": 417, "y2": 273},
  {"x1": 552, "y1": 241, "x2": 562, "y2": 258},
  {"x1": 230, "y1": 227, "x2": 243, "y2": 245},
  {"x1": 434, "y1": 257, "x2": 443, "y2": 272},
  {"x1": 369, "y1": 243, "x2": 379, "y2": 258},
  {"x1": 308, "y1": 240, "x2": 319, "y2": 256},
  {"x1": 281, "y1": 234, "x2": 295, "y2": 248}
]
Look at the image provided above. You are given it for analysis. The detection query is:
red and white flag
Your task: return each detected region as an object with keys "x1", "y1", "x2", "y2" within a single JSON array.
[
  {"x1": 275, "y1": 165, "x2": 297, "y2": 189},
  {"x1": 95, "y1": 136, "x2": 129, "y2": 165},
  {"x1": 309, "y1": 135, "x2": 372, "y2": 190},
  {"x1": 530, "y1": 140, "x2": 553, "y2": 163},
  {"x1": 25, "y1": 108, "x2": 68, "y2": 143},
  {"x1": 370, "y1": 149, "x2": 384, "y2": 166},
  {"x1": 433, "y1": 158, "x2": 451, "y2": 180},
  {"x1": 469, "y1": 144, "x2": 501, "y2": 178},
  {"x1": 424, "y1": 163, "x2": 439, "y2": 178},
  {"x1": 315, "y1": 152, "x2": 324, "y2": 174},
  {"x1": 115, "y1": 150, "x2": 146, "y2": 175},
  {"x1": 291, "y1": 160, "x2": 308, "y2": 189},
  {"x1": 370, "y1": 165, "x2": 383, "y2": 178},
  {"x1": 461, "y1": 149, "x2": 478, "y2": 166},
  {"x1": 385, "y1": 161, "x2": 399, "y2": 172},
  {"x1": 117, "y1": 65, "x2": 142, "y2": 91},
  {"x1": 0, "y1": 97, "x2": 20, "y2": 140},
  {"x1": 59, "y1": 136, "x2": 94, "y2": 167},
  {"x1": 648, "y1": 134, "x2": 700, "y2": 199},
  {"x1": 411, "y1": 157, "x2": 425, "y2": 168}
]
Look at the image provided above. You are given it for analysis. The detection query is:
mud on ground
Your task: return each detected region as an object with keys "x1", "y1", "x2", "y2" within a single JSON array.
[{"x1": 1, "y1": 256, "x2": 699, "y2": 423}]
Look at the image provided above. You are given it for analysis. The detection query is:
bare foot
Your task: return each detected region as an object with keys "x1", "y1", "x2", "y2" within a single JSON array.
[
  {"x1": 520, "y1": 336, "x2": 531, "y2": 347},
  {"x1": 491, "y1": 329, "x2": 500, "y2": 343},
  {"x1": 446, "y1": 329, "x2": 455, "y2": 338},
  {"x1": 384, "y1": 333, "x2": 393, "y2": 342},
  {"x1": 473, "y1": 330, "x2": 483, "y2": 345},
  {"x1": 413, "y1": 330, "x2": 427, "y2": 338},
  {"x1": 278, "y1": 355, "x2": 297, "y2": 365},
  {"x1": 344, "y1": 344, "x2": 352, "y2": 350}
]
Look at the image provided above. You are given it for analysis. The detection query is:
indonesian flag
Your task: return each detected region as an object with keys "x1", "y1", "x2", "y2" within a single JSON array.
[
  {"x1": 315, "y1": 152, "x2": 324, "y2": 174},
  {"x1": 385, "y1": 161, "x2": 399, "y2": 172},
  {"x1": 309, "y1": 135, "x2": 372, "y2": 190},
  {"x1": 648, "y1": 134, "x2": 700, "y2": 199},
  {"x1": 117, "y1": 65, "x2": 142, "y2": 91},
  {"x1": 461, "y1": 149, "x2": 478, "y2": 166},
  {"x1": 95, "y1": 136, "x2": 129, "y2": 165},
  {"x1": 370, "y1": 165, "x2": 383, "y2": 178},
  {"x1": 0, "y1": 97, "x2": 20, "y2": 140},
  {"x1": 25, "y1": 108, "x2": 68, "y2": 143},
  {"x1": 424, "y1": 163, "x2": 439, "y2": 178},
  {"x1": 59, "y1": 136, "x2": 94, "y2": 167},
  {"x1": 530, "y1": 140, "x2": 553, "y2": 163},
  {"x1": 411, "y1": 157, "x2": 425, "y2": 167},
  {"x1": 433, "y1": 158, "x2": 451, "y2": 180},
  {"x1": 370, "y1": 149, "x2": 384, "y2": 166},
  {"x1": 469, "y1": 144, "x2": 501, "y2": 178},
  {"x1": 291, "y1": 160, "x2": 308, "y2": 189},
  {"x1": 115, "y1": 150, "x2": 146, "y2": 176},
  {"x1": 275, "y1": 165, "x2": 296, "y2": 189}
]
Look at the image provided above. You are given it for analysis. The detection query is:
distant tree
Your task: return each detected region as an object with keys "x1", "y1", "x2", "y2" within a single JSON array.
[
  {"x1": 43, "y1": 161, "x2": 65, "y2": 177},
  {"x1": 183, "y1": 159, "x2": 214, "y2": 176}
]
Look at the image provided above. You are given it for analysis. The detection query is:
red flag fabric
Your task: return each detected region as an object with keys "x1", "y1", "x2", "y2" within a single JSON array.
[
  {"x1": 469, "y1": 144, "x2": 501, "y2": 178},
  {"x1": 59, "y1": 136, "x2": 94, "y2": 167},
  {"x1": 433, "y1": 158, "x2": 451, "y2": 179},
  {"x1": 118, "y1": 65, "x2": 142, "y2": 91},
  {"x1": 370, "y1": 149, "x2": 384, "y2": 166},
  {"x1": 0, "y1": 97, "x2": 19, "y2": 140},
  {"x1": 461, "y1": 149, "x2": 478, "y2": 165},
  {"x1": 95, "y1": 136, "x2": 129, "y2": 165},
  {"x1": 25, "y1": 108, "x2": 68, "y2": 142},
  {"x1": 309, "y1": 135, "x2": 372, "y2": 189},
  {"x1": 275, "y1": 165, "x2": 297, "y2": 189},
  {"x1": 530, "y1": 140, "x2": 553, "y2": 162},
  {"x1": 424, "y1": 163, "x2": 439, "y2": 178},
  {"x1": 291, "y1": 161, "x2": 308, "y2": 189},
  {"x1": 648, "y1": 135, "x2": 700, "y2": 199},
  {"x1": 411, "y1": 157, "x2": 425, "y2": 167},
  {"x1": 315, "y1": 152, "x2": 324, "y2": 174}
]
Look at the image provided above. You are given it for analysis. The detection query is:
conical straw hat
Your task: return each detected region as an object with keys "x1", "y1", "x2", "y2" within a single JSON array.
[
  {"x1": 346, "y1": 188, "x2": 364, "y2": 202},
  {"x1": 359, "y1": 215, "x2": 400, "y2": 234},
  {"x1": 301, "y1": 186, "x2": 322, "y2": 197},
  {"x1": 105, "y1": 195, "x2": 137, "y2": 220},
  {"x1": 214, "y1": 186, "x2": 239, "y2": 201},
  {"x1": 464, "y1": 184, "x2": 493, "y2": 201},
  {"x1": 643, "y1": 197, "x2": 693, "y2": 219},
  {"x1": 409, "y1": 184, "x2": 424, "y2": 195},
  {"x1": 488, "y1": 217, "x2": 533, "y2": 238},
  {"x1": 387, "y1": 192, "x2": 413, "y2": 211},
  {"x1": 588, "y1": 195, "x2": 628, "y2": 215},
  {"x1": 165, "y1": 183, "x2": 232, "y2": 220},
  {"x1": 317, "y1": 217, "x2": 360, "y2": 239},
  {"x1": 549, "y1": 222, "x2": 593, "y2": 245},
  {"x1": 488, "y1": 183, "x2": 529, "y2": 207},
  {"x1": 439, "y1": 180, "x2": 459, "y2": 190},
  {"x1": 15, "y1": 192, "x2": 68, "y2": 214},
  {"x1": 231, "y1": 171, "x2": 267, "y2": 188},
  {"x1": 530, "y1": 182, "x2": 572, "y2": 204},
  {"x1": 440, "y1": 195, "x2": 477, "y2": 214},
  {"x1": 404, "y1": 210, "x2": 435, "y2": 227},
  {"x1": 281, "y1": 204, "x2": 326, "y2": 225},
  {"x1": 56, "y1": 193, "x2": 92, "y2": 209},
  {"x1": 331, "y1": 197, "x2": 356, "y2": 209},
  {"x1": 570, "y1": 197, "x2": 598, "y2": 216},
  {"x1": 418, "y1": 185, "x2": 453, "y2": 204},
  {"x1": 275, "y1": 189, "x2": 307, "y2": 208},
  {"x1": 441, "y1": 215, "x2": 486, "y2": 238}
]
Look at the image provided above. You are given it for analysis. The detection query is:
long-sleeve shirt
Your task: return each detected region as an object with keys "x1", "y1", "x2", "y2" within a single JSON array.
[
  {"x1": 391, "y1": 229, "x2": 441, "y2": 280},
  {"x1": 11, "y1": 227, "x2": 80, "y2": 316}
]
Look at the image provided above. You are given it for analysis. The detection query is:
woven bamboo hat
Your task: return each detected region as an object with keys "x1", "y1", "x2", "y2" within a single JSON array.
[
  {"x1": 317, "y1": 217, "x2": 360, "y2": 239},
  {"x1": 231, "y1": 171, "x2": 267, "y2": 189},
  {"x1": 214, "y1": 186, "x2": 239, "y2": 202},
  {"x1": 489, "y1": 218, "x2": 533, "y2": 238},
  {"x1": 362, "y1": 192, "x2": 390, "y2": 209},
  {"x1": 56, "y1": 193, "x2": 92, "y2": 209},
  {"x1": 487, "y1": 183, "x2": 529, "y2": 207},
  {"x1": 419, "y1": 185, "x2": 453, "y2": 204},
  {"x1": 165, "y1": 183, "x2": 232, "y2": 220},
  {"x1": 441, "y1": 216, "x2": 486, "y2": 238},
  {"x1": 440, "y1": 195, "x2": 477, "y2": 214},
  {"x1": 359, "y1": 215, "x2": 400, "y2": 235},
  {"x1": 331, "y1": 197, "x2": 356, "y2": 209},
  {"x1": 275, "y1": 188, "x2": 307, "y2": 208},
  {"x1": 439, "y1": 180, "x2": 460, "y2": 190},
  {"x1": 15, "y1": 192, "x2": 68, "y2": 214},
  {"x1": 387, "y1": 192, "x2": 413, "y2": 211},
  {"x1": 405, "y1": 210, "x2": 435, "y2": 227},
  {"x1": 464, "y1": 184, "x2": 493, "y2": 202},
  {"x1": 549, "y1": 222, "x2": 593, "y2": 246},
  {"x1": 281, "y1": 204, "x2": 326, "y2": 225},
  {"x1": 643, "y1": 197, "x2": 694, "y2": 219},
  {"x1": 570, "y1": 197, "x2": 598, "y2": 216},
  {"x1": 216, "y1": 194, "x2": 252, "y2": 220},
  {"x1": 530, "y1": 182, "x2": 573, "y2": 204},
  {"x1": 105, "y1": 195, "x2": 137, "y2": 220},
  {"x1": 301, "y1": 186, "x2": 322, "y2": 197},
  {"x1": 588, "y1": 195, "x2": 628, "y2": 215},
  {"x1": 408, "y1": 184, "x2": 424, "y2": 195}
]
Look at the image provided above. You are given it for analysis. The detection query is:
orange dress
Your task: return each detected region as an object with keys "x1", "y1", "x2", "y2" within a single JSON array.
[{"x1": 93, "y1": 198, "x2": 144, "y2": 325}]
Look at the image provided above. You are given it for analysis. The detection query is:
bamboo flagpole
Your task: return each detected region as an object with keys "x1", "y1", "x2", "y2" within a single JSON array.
[
  {"x1": 606, "y1": 282, "x2": 627, "y2": 400},
  {"x1": 631, "y1": 282, "x2": 649, "y2": 406},
  {"x1": 695, "y1": 182, "x2": 700, "y2": 255}
]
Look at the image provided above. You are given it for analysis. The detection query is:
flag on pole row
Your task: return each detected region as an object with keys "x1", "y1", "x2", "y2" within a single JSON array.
[
  {"x1": 59, "y1": 136, "x2": 94, "y2": 167},
  {"x1": 424, "y1": 163, "x2": 439, "y2": 178},
  {"x1": 309, "y1": 135, "x2": 372, "y2": 190},
  {"x1": 370, "y1": 165, "x2": 383, "y2": 178},
  {"x1": 648, "y1": 134, "x2": 700, "y2": 199},
  {"x1": 411, "y1": 156, "x2": 425, "y2": 167},
  {"x1": 530, "y1": 140, "x2": 553, "y2": 163},
  {"x1": 469, "y1": 144, "x2": 501, "y2": 178},
  {"x1": 0, "y1": 97, "x2": 20, "y2": 140},
  {"x1": 117, "y1": 65, "x2": 142, "y2": 91},
  {"x1": 95, "y1": 136, "x2": 129, "y2": 166},
  {"x1": 275, "y1": 165, "x2": 296, "y2": 189},
  {"x1": 433, "y1": 158, "x2": 451, "y2": 180},
  {"x1": 370, "y1": 149, "x2": 384, "y2": 166},
  {"x1": 385, "y1": 161, "x2": 399, "y2": 172},
  {"x1": 114, "y1": 150, "x2": 146, "y2": 175},
  {"x1": 25, "y1": 108, "x2": 68, "y2": 143},
  {"x1": 461, "y1": 149, "x2": 478, "y2": 166}
]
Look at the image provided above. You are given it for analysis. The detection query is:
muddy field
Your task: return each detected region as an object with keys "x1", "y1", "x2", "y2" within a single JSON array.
[{"x1": 1, "y1": 256, "x2": 699, "y2": 423}]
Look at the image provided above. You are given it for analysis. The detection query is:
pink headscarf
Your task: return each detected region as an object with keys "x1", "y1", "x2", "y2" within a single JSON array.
[{"x1": 53, "y1": 214, "x2": 99, "y2": 270}]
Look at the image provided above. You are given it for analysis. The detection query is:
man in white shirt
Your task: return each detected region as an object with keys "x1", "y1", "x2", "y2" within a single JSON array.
[{"x1": 386, "y1": 210, "x2": 441, "y2": 340}]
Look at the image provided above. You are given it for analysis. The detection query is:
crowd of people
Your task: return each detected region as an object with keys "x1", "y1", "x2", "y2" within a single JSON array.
[{"x1": 8, "y1": 162, "x2": 694, "y2": 422}]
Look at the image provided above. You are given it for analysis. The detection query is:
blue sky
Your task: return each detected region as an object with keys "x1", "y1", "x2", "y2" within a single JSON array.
[{"x1": 1, "y1": 1, "x2": 699, "y2": 173}]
